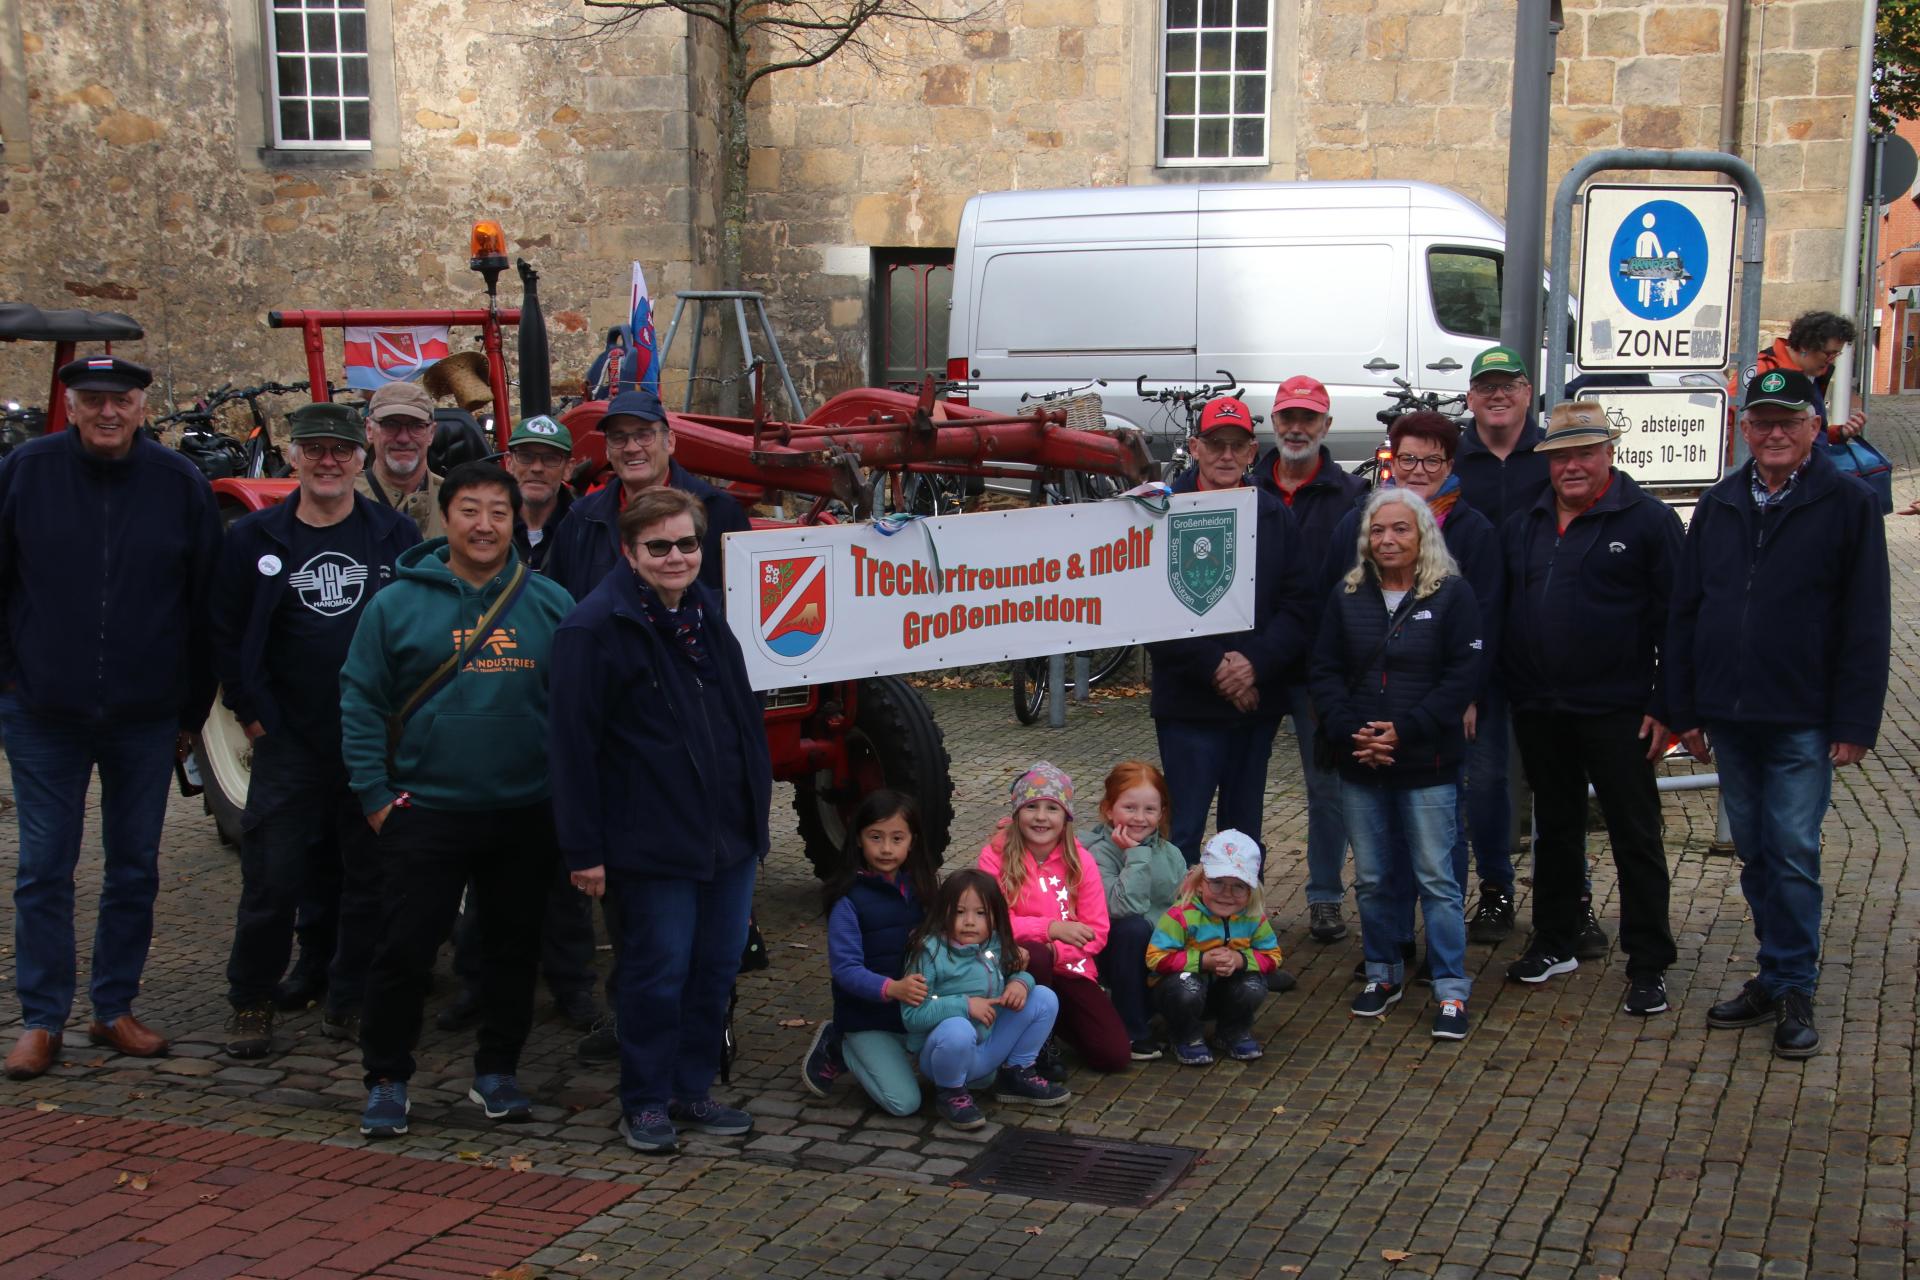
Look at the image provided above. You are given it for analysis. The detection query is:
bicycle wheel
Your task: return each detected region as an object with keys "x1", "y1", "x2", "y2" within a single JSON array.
[
  {"x1": 1011, "y1": 657, "x2": 1049, "y2": 725},
  {"x1": 1081, "y1": 644, "x2": 1137, "y2": 687}
]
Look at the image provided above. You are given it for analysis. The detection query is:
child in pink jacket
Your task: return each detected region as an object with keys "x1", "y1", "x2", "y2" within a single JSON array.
[{"x1": 976, "y1": 762, "x2": 1132, "y2": 1075}]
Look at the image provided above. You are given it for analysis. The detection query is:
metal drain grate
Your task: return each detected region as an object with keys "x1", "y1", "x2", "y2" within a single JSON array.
[{"x1": 951, "y1": 1130, "x2": 1197, "y2": 1208}]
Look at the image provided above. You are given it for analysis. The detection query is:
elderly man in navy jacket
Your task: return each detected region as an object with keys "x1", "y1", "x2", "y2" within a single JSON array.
[
  {"x1": 1499, "y1": 403, "x2": 1684, "y2": 1018},
  {"x1": 0, "y1": 356, "x2": 222, "y2": 1079},
  {"x1": 1669, "y1": 369, "x2": 1890, "y2": 1060}
]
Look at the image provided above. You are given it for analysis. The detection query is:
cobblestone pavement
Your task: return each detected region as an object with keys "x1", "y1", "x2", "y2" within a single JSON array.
[{"x1": 0, "y1": 405, "x2": 1916, "y2": 1278}]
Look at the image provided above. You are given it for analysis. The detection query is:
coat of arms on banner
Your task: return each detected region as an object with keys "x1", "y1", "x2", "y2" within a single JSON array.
[
  {"x1": 1168, "y1": 509, "x2": 1237, "y2": 615},
  {"x1": 754, "y1": 550, "x2": 832, "y2": 663}
]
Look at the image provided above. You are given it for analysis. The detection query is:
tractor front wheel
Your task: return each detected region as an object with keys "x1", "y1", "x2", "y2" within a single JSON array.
[
  {"x1": 793, "y1": 676, "x2": 953, "y2": 879},
  {"x1": 192, "y1": 699, "x2": 252, "y2": 848}
]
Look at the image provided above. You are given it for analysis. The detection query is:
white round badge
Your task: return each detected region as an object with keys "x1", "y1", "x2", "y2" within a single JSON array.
[{"x1": 257, "y1": 554, "x2": 283, "y2": 577}]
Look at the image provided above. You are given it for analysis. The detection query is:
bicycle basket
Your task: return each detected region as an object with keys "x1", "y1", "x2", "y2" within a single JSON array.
[{"x1": 1021, "y1": 393, "x2": 1107, "y2": 434}]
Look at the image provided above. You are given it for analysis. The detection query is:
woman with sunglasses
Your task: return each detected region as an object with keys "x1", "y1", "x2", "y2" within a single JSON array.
[{"x1": 545, "y1": 485, "x2": 772, "y2": 1155}]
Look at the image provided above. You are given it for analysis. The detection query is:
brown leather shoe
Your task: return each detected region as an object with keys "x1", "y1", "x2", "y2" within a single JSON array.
[
  {"x1": 4, "y1": 1029, "x2": 63, "y2": 1080},
  {"x1": 87, "y1": 1015, "x2": 168, "y2": 1058}
]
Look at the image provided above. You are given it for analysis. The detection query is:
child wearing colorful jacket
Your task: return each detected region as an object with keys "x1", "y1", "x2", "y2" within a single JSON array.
[
  {"x1": 1147, "y1": 830, "x2": 1283, "y2": 1065},
  {"x1": 977, "y1": 761, "x2": 1132, "y2": 1074},
  {"x1": 1085, "y1": 760, "x2": 1188, "y2": 1061}
]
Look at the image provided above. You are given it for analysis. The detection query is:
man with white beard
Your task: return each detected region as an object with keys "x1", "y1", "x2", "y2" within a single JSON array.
[
  {"x1": 355, "y1": 381, "x2": 445, "y2": 539},
  {"x1": 1253, "y1": 376, "x2": 1367, "y2": 946}
]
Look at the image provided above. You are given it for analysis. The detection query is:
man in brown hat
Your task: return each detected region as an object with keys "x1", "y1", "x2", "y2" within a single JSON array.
[
  {"x1": 357, "y1": 381, "x2": 445, "y2": 539},
  {"x1": 1497, "y1": 401, "x2": 1684, "y2": 1017}
]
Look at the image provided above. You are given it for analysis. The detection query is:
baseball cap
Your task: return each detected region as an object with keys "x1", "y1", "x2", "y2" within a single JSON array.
[
  {"x1": 1272, "y1": 375, "x2": 1330, "y2": 415},
  {"x1": 603, "y1": 388, "x2": 665, "y2": 425},
  {"x1": 365, "y1": 380, "x2": 435, "y2": 423},
  {"x1": 1200, "y1": 829, "x2": 1261, "y2": 887},
  {"x1": 1535, "y1": 400, "x2": 1622, "y2": 452},
  {"x1": 286, "y1": 401, "x2": 367, "y2": 448},
  {"x1": 1197, "y1": 396, "x2": 1255, "y2": 437},
  {"x1": 1469, "y1": 345, "x2": 1530, "y2": 381},
  {"x1": 1743, "y1": 368, "x2": 1819, "y2": 412},
  {"x1": 58, "y1": 355, "x2": 151, "y2": 393},
  {"x1": 508, "y1": 414, "x2": 574, "y2": 453}
]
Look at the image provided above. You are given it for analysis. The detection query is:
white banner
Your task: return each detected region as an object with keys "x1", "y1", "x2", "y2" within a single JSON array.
[
  {"x1": 724, "y1": 489, "x2": 1259, "y2": 691},
  {"x1": 1586, "y1": 387, "x2": 1728, "y2": 488}
]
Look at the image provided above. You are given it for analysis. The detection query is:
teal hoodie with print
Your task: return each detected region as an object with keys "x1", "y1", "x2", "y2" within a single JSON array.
[
  {"x1": 900, "y1": 934, "x2": 1035, "y2": 1052},
  {"x1": 339, "y1": 538, "x2": 574, "y2": 816},
  {"x1": 1085, "y1": 822, "x2": 1189, "y2": 921}
]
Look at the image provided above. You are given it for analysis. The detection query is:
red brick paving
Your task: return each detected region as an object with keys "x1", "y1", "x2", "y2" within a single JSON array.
[{"x1": 0, "y1": 1105, "x2": 634, "y2": 1278}]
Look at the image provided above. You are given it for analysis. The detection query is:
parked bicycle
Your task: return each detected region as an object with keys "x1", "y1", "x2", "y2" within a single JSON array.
[
  {"x1": 1133, "y1": 369, "x2": 1253, "y2": 484},
  {"x1": 1361, "y1": 376, "x2": 1468, "y2": 484},
  {"x1": 155, "y1": 381, "x2": 316, "y2": 481}
]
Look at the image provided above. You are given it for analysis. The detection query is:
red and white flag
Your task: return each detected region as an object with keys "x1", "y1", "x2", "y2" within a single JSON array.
[{"x1": 342, "y1": 325, "x2": 451, "y2": 390}]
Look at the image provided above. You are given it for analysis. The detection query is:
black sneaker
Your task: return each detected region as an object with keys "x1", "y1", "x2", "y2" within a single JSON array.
[
  {"x1": 224, "y1": 1004, "x2": 274, "y2": 1059},
  {"x1": 1128, "y1": 1038, "x2": 1162, "y2": 1062},
  {"x1": 1706, "y1": 979, "x2": 1776, "y2": 1029},
  {"x1": 1574, "y1": 904, "x2": 1611, "y2": 960},
  {"x1": 1466, "y1": 885, "x2": 1515, "y2": 944},
  {"x1": 801, "y1": 1021, "x2": 844, "y2": 1098},
  {"x1": 935, "y1": 1086, "x2": 986, "y2": 1130},
  {"x1": 994, "y1": 1062, "x2": 1069, "y2": 1106},
  {"x1": 435, "y1": 987, "x2": 482, "y2": 1032},
  {"x1": 1264, "y1": 967, "x2": 1297, "y2": 993},
  {"x1": 1773, "y1": 990, "x2": 1819, "y2": 1059},
  {"x1": 1431, "y1": 999, "x2": 1469, "y2": 1040},
  {"x1": 1350, "y1": 981, "x2": 1402, "y2": 1018},
  {"x1": 1034, "y1": 1036, "x2": 1068, "y2": 1084},
  {"x1": 1308, "y1": 902, "x2": 1348, "y2": 943},
  {"x1": 1624, "y1": 975, "x2": 1669, "y2": 1016},
  {"x1": 576, "y1": 1012, "x2": 619, "y2": 1064},
  {"x1": 1507, "y1": 951, "x2": 1578, "y2": 985}
]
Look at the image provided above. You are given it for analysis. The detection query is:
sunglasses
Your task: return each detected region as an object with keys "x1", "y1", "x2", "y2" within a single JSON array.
[
  {"x1": 295, "y1": 441, "x2": 359, "y2": 462},
  {"x1": 638, "y1": 535, "x2": 701, "y2": 558}
]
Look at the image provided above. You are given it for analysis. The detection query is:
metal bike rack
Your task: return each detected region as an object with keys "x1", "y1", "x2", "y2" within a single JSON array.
[{"x1": 658, "y1": 289, "x2": 804, "y2": 420}]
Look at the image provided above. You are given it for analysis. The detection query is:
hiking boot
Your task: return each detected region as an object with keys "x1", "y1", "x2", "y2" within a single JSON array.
[
  {"x1": 1624, "y1": 974, "x2": 1670, "y2": 1017},
  {"x1": 668, "y1": 1097, "x2": 753, "y2": 1136},
  {"x1": 576, "y1": 1012, "x2": 619, "y2": 1064},
  {"x1": 1574, "y1": 904, "x2": 1611, "y2": 960},
  {"x1": 1308, "y1": 902, "x2": 1348, "y2": 943},
  {"x1": 435, "y1": 987, "x2": 482, "y2": 1032},
  {"x1": 619, "y1": 1106, "x2": 677, "y2": 1154},
  {"x1": 801, "y1": 1021, "x2": 844, "y2": 1098},
  {"x1": 1506, "y1": 950, "x2": 1579, "y2": 985},
  {"x1": 935, "y1": 1086, "x2": 986, "y2": 1130},
  {"x1": 1172, "y1": 1038, "x2": 1213, "y2": 1066},
  {"x1": 994, "y1": 1062, "x2": 1070, "y2": 1106},
  {"x1": 1706, "y1": 979, "x2": 1776, "y2": 1029},
  {"x1": 1773, "y1": 991, "x2": 1819, "y2": 1059},
  {"x1": 1431, "y1": 999, "x2": 1469, "y2": 1040},
  {"x1": 468, "y1": 1073, "x2": 533, "y2": 1123},
  {"x1": 224, "y1": 1004, "x2": 274, "y2": 1059},
  {"x1": 320, "y1": 1006, "x2": 359, "y2": 1043},
  {"x1": 1466, "y1": 885, "x2": 1515, "y2": 944},
  {"x1": 1350, "y1": 982, "x2": 1403, "y2": 1018},
  {"x1": 360, "y1": 1080, "x2": 409, "y2": 1138}
]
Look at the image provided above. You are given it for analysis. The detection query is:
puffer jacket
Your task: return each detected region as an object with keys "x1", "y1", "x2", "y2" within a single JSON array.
[{"x1": 900, "y1": 934, "x2": 1034, "y2": 1051}]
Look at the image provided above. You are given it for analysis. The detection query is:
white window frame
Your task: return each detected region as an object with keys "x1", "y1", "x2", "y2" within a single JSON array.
[
  {"x1": 1157, "y1": 0, "x2": 1273, "y2": 168},
  {"x1": 266, "y1": 0, "x2": 373, "y2": 152}
]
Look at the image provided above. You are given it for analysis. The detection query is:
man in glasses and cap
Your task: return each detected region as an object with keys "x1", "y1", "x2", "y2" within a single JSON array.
[
  {"x1": 505, "y1": 415, "x2": 577, "y2": 573},
  {"x1": 1497, "y1": 401, "x2": 1684, "y2": 1019},
  {"x1": 212, "y1": 403, "x2": 420, "y2": 1058},
  {"x1": 357, "y1": 381, "x2": 445, "y2": 540},
  {"x1": 0, "y1": 355, "x2": 223, "y2": 1079},
  {"x1": 1670, "y1": 369, "x2": 1890, "y2": 1061}
]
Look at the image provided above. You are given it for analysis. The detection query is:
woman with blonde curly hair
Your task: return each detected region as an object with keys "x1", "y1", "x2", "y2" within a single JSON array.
[{"x1": 1310, "y1": 488, "x2": 1485, "y2": 1040}]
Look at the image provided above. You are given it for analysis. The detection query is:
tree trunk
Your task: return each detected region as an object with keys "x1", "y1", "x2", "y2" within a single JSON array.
[{"x1": 715, "y1": 40, "x2": 752, "y2": 416}]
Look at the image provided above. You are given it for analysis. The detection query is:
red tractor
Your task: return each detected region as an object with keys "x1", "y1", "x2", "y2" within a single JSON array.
[{"x1": 182, "y1": 226, "x2": 1153, "y2": 875}]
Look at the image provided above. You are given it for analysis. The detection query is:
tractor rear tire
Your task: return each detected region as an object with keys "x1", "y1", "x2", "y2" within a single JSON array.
[
  {"x1": 794, "y1": 676, "x2": 953, "y2": 880},
  {"x1": 192, "y1": 698, "x2": 252, "y2": 849}
]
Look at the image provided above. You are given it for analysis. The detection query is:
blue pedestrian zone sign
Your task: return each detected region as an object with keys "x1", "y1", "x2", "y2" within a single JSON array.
[{"x1": 1577, "y1": 184, "x2": 1738, "y2": 372}]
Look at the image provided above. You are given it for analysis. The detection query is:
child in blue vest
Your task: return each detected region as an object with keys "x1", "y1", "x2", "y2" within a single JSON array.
[
  {"x1": 803, "y1": 790, "x2": 938, "y2": 1116},
  {"x1": 902, "y1": 869, "x2": 1069, "y2": 1130}
]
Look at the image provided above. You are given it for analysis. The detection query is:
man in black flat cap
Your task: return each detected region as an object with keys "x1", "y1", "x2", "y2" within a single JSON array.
[{"x1": 0, "y1": 355, "x2": 223, "y2": 1079}]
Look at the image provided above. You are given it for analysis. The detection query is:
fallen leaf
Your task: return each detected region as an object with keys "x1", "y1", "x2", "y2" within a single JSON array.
[
  {"x1": 1023, "y1": 1226, "x2": 1043, "y2": 1236},
  {"x1": 508, "y1": 1154, "x2": 533, "y2": 1173},
  {"x1": 1382, "y1": 1249, "x2": 1411, "y2": 1263},
  {"x1": 481, "y1": 1160, "x2": 498, "y2": 1170},
  {"x1": 128, "y1": 1091, "x2": 146, "y2": 1101},
  {"x1": 1279, "y1": 1268, "x2": 1303, "y2": 1275},
  {"x1": 1270, "y1": 1105, "x2": 1286, "y2": 1116},
  {"x1": 115, "y1": 1172, "x2": 128, "y2": 1187},
  {"x1": 784, "y1": 942, "x2": 813, "y2": 949},
  {"x1": 130, "y1": 1174, "x2": 150, "y2": 1191},
  {"x1": 456, "y1": 1150, "x2": 484, "y2": 1161},
  {"x1": 777, "y1": 1018, "x2": 812, "y2": 1028},
  {"x1": 576, "y1": 1253, "x2": 601, "y2": 1263},
  {"x1": 198, "y1": 1193, "x2": 219, "y2": 1202},
  {"x1": 32, "y1": 1102, "x2": 57, "y2": 1112}
]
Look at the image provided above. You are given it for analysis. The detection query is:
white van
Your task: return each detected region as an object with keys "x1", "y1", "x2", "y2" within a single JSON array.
[{"x1": 945, "y1": 180, "x2": 1526, "y2": 470}]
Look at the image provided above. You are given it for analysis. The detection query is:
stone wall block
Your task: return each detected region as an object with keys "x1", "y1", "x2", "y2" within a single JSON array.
[
  {"x1": 1644, "y1": 7, "x2": 1722, "y2": 55},
  {"x1": 1792, "y1": 0, "x2": 1861, "y2": 52},
  {"x1": 1564, "y1": 59, "x2": 1615, "y2": 106},
  {"x1": 1020, "y1": 0, "x2": 1098, "y2": 26},
  {"x1": 1404, "y1": 13, "x2": 1463, "y2": 58},
  {"x1": 1305, "y1": 147, "x2": 1372, "y2": 180},
  {"x1": 584, "y1": 75, "x2": 684, "y2": 114},
  {"x1": 1321, "y1": 60, "x2": 1398, "y2": 104},
  {"x1": 1800, "y1": 137, "x2": 1851, "y2": 190},
  {"x1": 1621, "y1": 105, "x2": 1688, "y2": 149},
  {"x1": 1366, "y1": 16, "x2": 1408, "y2": 58},
  {"x1": 1451, "y1": 59, "x2": 1509, "y2": 106},
  {"x1": 1396, "y1": 61, "x2": 1454, "y2": 104},
  {"x1": 1585, "y1": 11, "x2": 1642, "y2": 57}
]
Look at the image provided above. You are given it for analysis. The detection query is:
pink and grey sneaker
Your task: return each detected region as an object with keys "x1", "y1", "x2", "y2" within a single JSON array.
[
  {"x1": 993, "y1": 1062, "x2": 1070, "y2": 1106},
  {"x1": 800, "y1": 1021, "x2": 844, "y2": 1098},
  {"x1": 935, "y1": 1086, "x2": 986, "y2": 1130}
]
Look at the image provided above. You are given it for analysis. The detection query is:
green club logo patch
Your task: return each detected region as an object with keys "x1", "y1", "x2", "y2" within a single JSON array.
[
  {"x1": 1168, "y1": 509, "x2": 1238, "y2": 616},
  {"x1": 1760, "y1": 371, "x2": 1786, "y2": 393}
]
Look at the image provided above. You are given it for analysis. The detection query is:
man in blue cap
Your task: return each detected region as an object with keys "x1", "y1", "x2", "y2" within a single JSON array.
[
  {"x1": 544, "y1": 389, "x2": 750, "y2": 602},
  {"x1": 0, "y1": 355, "x2": 223, "y2": 1079}
]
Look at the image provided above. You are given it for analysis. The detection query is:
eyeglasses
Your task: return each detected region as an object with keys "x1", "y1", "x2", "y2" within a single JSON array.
[
  {"x1": 1743, "y1": 416, "x2": 1812, "y2": 437},
  {"x1": 605, "y1": 426, "x2": 665, "y2": 450},
  {"x1": 1192, "y1": 434, "x2": 1255, "y2": 455},
  {"x1": 1472, "y1": 380, "x2": 1529, "y2": 401},
  {"x1": 1203, "y1": 878, "x2": 1251, "y2": 895},
  {"x1": 639, "y1": 535, "x2": 701, "y2": 558},
  {"x1": 1818, "y1": 345, "x2": 1846, "y2": 359},
  {"x1": 295, "y1": 441, "x2": 359, "y2": 462},
  {"x1": 372, "y1": 417, "x2": 433, "y2": 436},
  {"x1": 1393, "y1": 453, "x2": 1449, "y2": 472}
]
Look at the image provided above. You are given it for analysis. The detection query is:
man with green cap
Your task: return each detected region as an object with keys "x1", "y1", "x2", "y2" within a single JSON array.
[
  {"x1": 211, "y1": 402, "x2": 420, "y2": 1058},
  {"x1": 505, "y1": 414, "x2": 576, "y2": 573}
]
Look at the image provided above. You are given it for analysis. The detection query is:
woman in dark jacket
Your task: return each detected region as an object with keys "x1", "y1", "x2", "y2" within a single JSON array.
[
  {"x1": 1310, "y1": 488, "x2": 1483, "y2": 1040},
  {"x1": 547, "y1": 487, "x2": 772, "y2": 1155}
]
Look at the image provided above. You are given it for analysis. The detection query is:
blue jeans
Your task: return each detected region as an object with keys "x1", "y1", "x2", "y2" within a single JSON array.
[
  {"x1": 1451, "y1": 682, "x2": 1514, "y2": 893},
  {"x1": 1156, "y1": 716, "x2": 1283, "y2": 866},
  {"x1": 1708, "y1": 722, "x2": 1831, "y2": 997},
  {"x1": 1344, "y1": 780, "x2": 1470, "y2": 1004},
  {"x1": 608, "y1": 855, "x2": 758, "y2": 1114},
  {"x1": 0, "y1": 697, "x2": 175, "y2": 1030},
  {"x1": 1286, "y1": 683, "x2": 1349, "y2": 905},
  {"x1": 918, "y1": 984, "x2": 1060, "y2": 1089}
]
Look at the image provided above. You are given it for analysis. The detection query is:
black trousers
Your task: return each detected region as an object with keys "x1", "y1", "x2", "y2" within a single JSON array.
[
  {"x1": 451, "y1": 853, "x2": 597, "y2": 1000},
  {"x1": 224, "y1": 733, "x2": 360, "y2": 1009},
  {"x1": 1512, "y1": 708, "x2": 1677, "y2": 979},
  {"x1": 1098, "y1": 914, "x2": 1156, "y2": 1042},
  {"x1": 1152, "y1": 969, "x2": 1267, "y2": 1044},
  {"x1": 360, "y1": 801, "x2": 554, "y2": 1085}
]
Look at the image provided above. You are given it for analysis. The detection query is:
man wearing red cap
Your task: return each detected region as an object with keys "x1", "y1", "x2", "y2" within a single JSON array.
[
  {"x1": 1255, "y1": 376, "x2": 1368, "y2": 944},
  {"x1": 1147, "y1": 397, "x2": 1312, "y2": 991}
]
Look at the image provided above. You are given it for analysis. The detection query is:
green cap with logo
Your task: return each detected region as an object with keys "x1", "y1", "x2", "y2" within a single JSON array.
[
  {"x1": 1469, "y1": 345, "x2": 1530, "y2": 381},
  {"x1": 508, "y1": 414, "x2": 574, "y2": 453},
  {"x1": 286, "y1": 401, "x2": 367, "y2": 448}
]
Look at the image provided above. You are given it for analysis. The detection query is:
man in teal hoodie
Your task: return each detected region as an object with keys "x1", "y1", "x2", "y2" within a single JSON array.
[{"x1": 338, "y1": 461, "x2": 574, "y2": 1139}]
